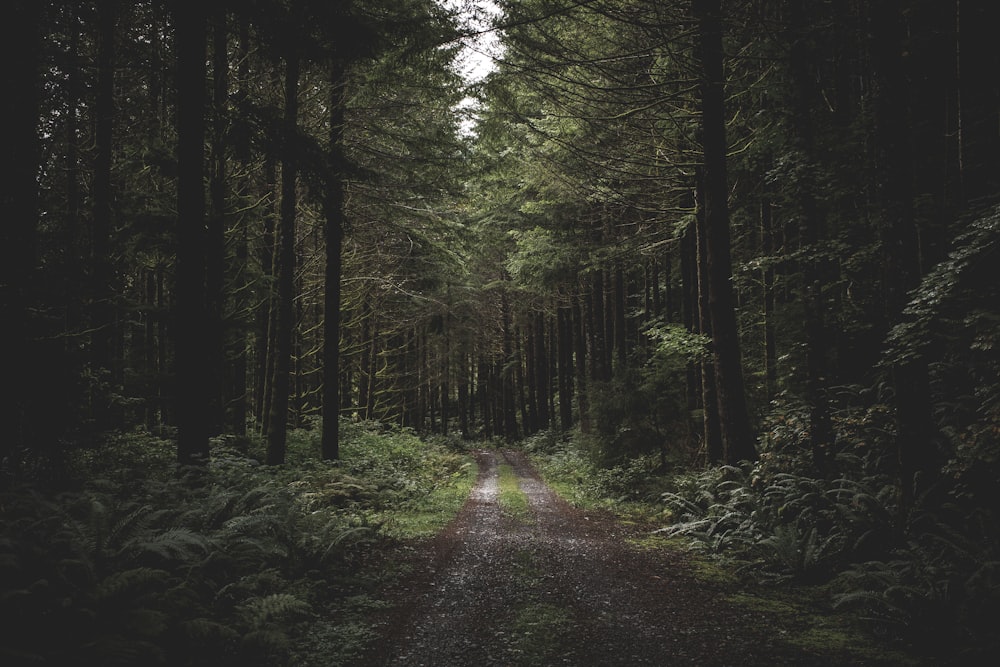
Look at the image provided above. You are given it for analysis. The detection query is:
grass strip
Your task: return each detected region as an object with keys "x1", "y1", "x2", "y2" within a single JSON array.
[
  {"x1": 498, "y1": 461, "x2": 533, "y2": 524},
  {"x1": 381, "y1": 456, "x2": 478, "y2": 539}
]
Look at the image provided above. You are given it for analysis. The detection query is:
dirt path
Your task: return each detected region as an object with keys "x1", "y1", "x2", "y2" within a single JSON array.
[{"x1": 372, "y1": 450, "x2": 879, "y2": 666}]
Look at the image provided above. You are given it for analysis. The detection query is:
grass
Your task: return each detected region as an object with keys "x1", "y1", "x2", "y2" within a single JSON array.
[
  {"x1": 498, "y1": 461, "x2": 533, "y2": 524},
  {"x1": 380, "y1": 458, "x2": 478, "y2": 539},
  {"x1": 508, "y1": 602, "x2": 575, "y2": 666}
]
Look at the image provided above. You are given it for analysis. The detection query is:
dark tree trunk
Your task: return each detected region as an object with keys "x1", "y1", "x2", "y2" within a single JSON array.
[
  {"x1": 174, "y1": 2, "x2": 210, "y2": 464},
  {"x1": 266, "y1": 53, "x2": 300, "y2": 465},
  {"x1": 256, "y1": 127, "x2": 279, "y2": 433},
  {"x1": 92, "y1": 0, "x2": 118, "y2": 431},
  {"x1": 589, "y1": 271, "x2": 607, "y2": 381},
  {"x1": 525, "y1": 326, "x2": 538, "y2": 433},
  {"x1": 207, "y1": 7, "x2": 228, "y2": 435},
  {"x1": 322, "y1": 66, "x2": 347, "y2": 460},
  {"x1": 359, "y1": 298, "x2": 372, "y2": 418},
  {"x1": 458, "y1": 350, "x2": 470, "y2": 437},
  {"x1": 695, "y1": 187, "x2": 723, "y2": 465},
  {"x1": 614, "y1": 265, "x2": 628, "y2": 365},
  {"x1": 557, "y1": 305, "x2": 574, "y2": 431},
  {"x1": 695, "y1": 0, "x2": 757, "y2": 464},
  {"x1": 0, "y1": 0, "x2": 42, "y2": 465},
  {"x1": 573, "y1": 294, "x2": 591, "y2": 433},
  {"x1": 680, "y1": 219, "x2": 702, "y2": 452},
  {"x1": 533, "y1": 310, "x2": 550, "y2": 429},
  {"x1": 502, "y1": 291, "x2": 518, "y2": 440},
  {"x1": 761, "y1": 199, "x2": 777, "y2": 401},
  {"x1": 230, "y1": 16, "x2": 251, "y2": 436},
  {"x1": 786, "y1": 0, "x2": 833, "y2": 473},
  {"x1": 870, "y1": 0, "x2": 937, "y2": 504}
]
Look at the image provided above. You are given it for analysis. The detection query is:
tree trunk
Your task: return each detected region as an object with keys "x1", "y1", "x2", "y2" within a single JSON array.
[
  {"x1": 501, "y1": 291, "x2": 518, "y2": 440},
  {"x1": 230, "y1": 16, "x2": 251, "y2": 436},
  {"x1": 558, "y1": 305, "x2": 574, "y2": 431},
  {"x1": 573, "y1": 293, "x2": 591, "y2": 433},
  {"x1": 695, "y1": 186, "x2": 723, "y2": 465},
  {"x1": 207, "y1": 7, "x2": 228, "y2": 435},
  {"x1": 322, "y1": 66, "x2": 347, "y2": 460},
  {"x1": 92, "y1": 0, "x2": 118, "y2": 431},
  {"x1": 786, "y1": 0, "x2": 832, "y2": 473},
  {"x1": 533, "y1": 310, "x2": 550, "y2": 429},
  {"x1": 680, "y1": 222, "x2": 702, "y2": 454},
  {"x1": 266, "y1": 53, "x2": 300, "y2": 465},
  {"x1": 0, "y1": 0, "x2": 42, "y2": 465},
  {"x1": 761, "y1": 199, "x2": 777, "y2": 401},
  {"x1": 175, "y1": 2, "x2": 210, "y2": 464},
  {"x1": 695, "y1": 0, "x2": 757, "y2": 464},
  {"x1": 870, "y1": 0, "x2": 937, "y2": 504}
]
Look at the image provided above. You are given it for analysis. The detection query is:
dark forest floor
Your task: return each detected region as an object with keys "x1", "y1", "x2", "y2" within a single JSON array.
[{"x1": 360, "y1": 450, "x2": 920, "y2": 666}]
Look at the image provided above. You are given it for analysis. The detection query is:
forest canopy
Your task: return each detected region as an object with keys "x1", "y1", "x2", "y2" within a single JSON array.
[{"x1": 2, "y1": 0, "x2": 1000, "y2": 663}]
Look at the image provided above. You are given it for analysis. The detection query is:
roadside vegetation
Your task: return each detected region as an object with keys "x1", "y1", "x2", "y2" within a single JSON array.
[
  {"x1": 523, "y1": 422, "x2": 1000, "y2": 667},
  {"x1": 0, "y1": 420, "x2": 474, "y2": 667}
]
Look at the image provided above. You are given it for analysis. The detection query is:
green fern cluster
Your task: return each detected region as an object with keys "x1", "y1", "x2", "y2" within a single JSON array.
[{"x1": 1, "y1": 422, "x2": 470, "y2": 666}]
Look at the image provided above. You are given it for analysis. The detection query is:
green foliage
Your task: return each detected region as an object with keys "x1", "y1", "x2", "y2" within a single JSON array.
[
  {"x1": 498, "y1": 461, "x2": 532, "y2": 523},
  {"x1": 0, "y1": 422, "x2": 474, "y2": 666}
]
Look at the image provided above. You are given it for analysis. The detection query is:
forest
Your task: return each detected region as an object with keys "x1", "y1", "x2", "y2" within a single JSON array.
[{"x1": 2, "y1": 0, "x2": 999, "y2": 664}]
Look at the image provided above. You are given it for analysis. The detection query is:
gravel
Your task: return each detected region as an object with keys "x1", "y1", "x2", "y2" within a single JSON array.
[{"x1": 366, "y1": 450, "x2": 891, "y2": 666}]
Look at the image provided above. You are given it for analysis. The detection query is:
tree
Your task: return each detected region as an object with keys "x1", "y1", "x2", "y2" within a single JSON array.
[
  {"x1": 693, "y1": 0, "x2": 756, "y2": 464},
  {"x1": 266, "y1": 48, "x2": 300, "y2": 466},
  {"x1": 174, "y1": 1, "x2": 211, "y2": 465},
  {"x1": 322, "y1": 65, "x2": 347, "y2": 460}
]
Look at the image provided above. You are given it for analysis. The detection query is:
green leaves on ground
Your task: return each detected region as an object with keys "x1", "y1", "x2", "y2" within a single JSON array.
[{"x1": 0, "y1": 421, "x2": 473, "y2": 667}]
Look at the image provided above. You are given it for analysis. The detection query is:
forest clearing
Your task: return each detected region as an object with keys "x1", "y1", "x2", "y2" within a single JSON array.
[{"x1": 2, "y1": 0, "x2": 999, "y2": 665}]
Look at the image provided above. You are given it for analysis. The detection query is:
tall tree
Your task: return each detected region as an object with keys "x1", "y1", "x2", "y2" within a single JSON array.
[
  {"x1": 266, "y1": 49, "x2": 300, "y2": 466},
  {"x1": 322, "y1": 65, "x2": 347, "y2": 460},
  {"x1": 91, "y1": 0, "x2": 119, "y2": 430},
  {"x1": 174, "y1": 1, "x2": 211, "y2": 464},
  {"x1": 0, "y1": 0, "x2": 43, "y2": 466},
  {"x1": 693, "y1": 0, "x2": 756, "y2": 464}
]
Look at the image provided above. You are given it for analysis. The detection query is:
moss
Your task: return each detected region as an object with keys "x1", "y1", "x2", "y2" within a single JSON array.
[
  {"x1": 508, "y1": 602, "x2": 575, "y2": 666},
  {"x1": 499, "y1": 462, "x2": 533, "y2": 524},
  {"x1": 723, "y1": 590, "x2": 922, "y2": 665},
  {"x1": 380, "y1": 457, "x2": 478, "y2": 539}
]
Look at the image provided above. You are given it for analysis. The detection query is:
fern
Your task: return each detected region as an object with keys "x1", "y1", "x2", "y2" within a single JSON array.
[{"x1": 239, "y1": 593, "x2": 311, "y2": 629}]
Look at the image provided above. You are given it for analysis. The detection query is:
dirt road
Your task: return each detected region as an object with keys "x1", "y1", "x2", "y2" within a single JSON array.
[{"x1": 373, "y1": 450, "x2": 877, "y2": 666}]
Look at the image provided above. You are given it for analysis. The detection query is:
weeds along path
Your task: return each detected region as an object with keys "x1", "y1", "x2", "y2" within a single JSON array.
[{"x1": 375, "y1": 450, "x2": 861, "y2": 666}]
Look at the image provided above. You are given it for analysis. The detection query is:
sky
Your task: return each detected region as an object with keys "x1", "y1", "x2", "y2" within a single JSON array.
[{"x1": 440, "y1": 0, "x2": 504, "y2": 134}]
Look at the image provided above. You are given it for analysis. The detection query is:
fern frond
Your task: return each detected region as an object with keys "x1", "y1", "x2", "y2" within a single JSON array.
[
  {"x1": 96, "y1": 567, "x2": 168, "y2": 601},
  {"x1": 239, "y1": 593, "x2": 311, "y2": 629}
]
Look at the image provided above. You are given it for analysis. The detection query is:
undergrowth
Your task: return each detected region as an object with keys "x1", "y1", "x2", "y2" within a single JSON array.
[
  {"x1": 0, "y1": 419, "x2": 473, "y2": 667},
  {"x1": 526, "y1": 392, "x2": 1000, "y2": 665}
]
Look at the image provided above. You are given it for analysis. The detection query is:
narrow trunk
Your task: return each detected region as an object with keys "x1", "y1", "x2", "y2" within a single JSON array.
[
  {"x1": 557, "y1": 305, "x2": 574, "y2": 431},
  {"x1": 695, "y1": 0, "x2": 757, "y2": 463},
  {"x1": 175, "y1": 3, "x2": 210, "y2": 464},
  {"x1": 266, "y1": 53, "x2": 300, "y2": 465},
  {"x1": 534, "y1": 310, "x2": 550, "y2": 429},
  {"x1": 573, "y1": 294, "x2": 591, "y2": 433},
  {"x1": 207, "y1": 8, "x2": 228, "y2": 435},
  {"x1": 871, "y1": 0, "x2": 937, "y2": 504},
  {"x1": 92, "y1": 1, "x2": 118, "y2": 430},
  {"x1": 695, "y1": 189, "x2": 723, "y2": 464},
  {"x1": 321, "y1": 66, "x2": 346, "y2": 459}
]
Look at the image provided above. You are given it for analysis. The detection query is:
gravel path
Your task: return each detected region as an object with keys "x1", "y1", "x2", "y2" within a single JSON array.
[{"x1": 371, "y1": 450, "x2": 881, "y2": 666}]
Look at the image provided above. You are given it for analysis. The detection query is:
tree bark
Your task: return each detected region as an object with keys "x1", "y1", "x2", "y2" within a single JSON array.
[
  {"x1": 266, "y1": 52, "x2": 300, "y2": 465},
  {"x1": 695, "y1": 0, "x2": 757, "y2": 463},
  {"x1": 175, "y1": 2, "x2": 210, "y2": 464},
  {"x1": 322, "y1": 66, "x2": 347, "y2": 460},
  {"x1": 92, "y1": 0, "x2": 118, "y2": 431},
  {"x1": 870, "y1": 0, "x2": 937, "y2": 504},
  {"x1": 0, "y1": 0, "x2": 42, "y2": 465},
  {"x1": 207, "y1": 7, "x2": 228, "y2": 435}
]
